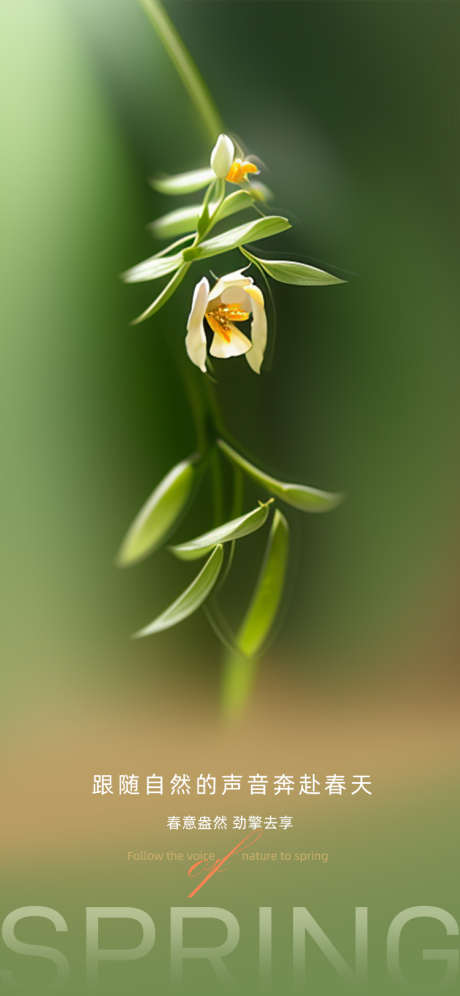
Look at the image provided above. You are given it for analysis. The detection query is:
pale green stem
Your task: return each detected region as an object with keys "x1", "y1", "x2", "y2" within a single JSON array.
[
  {"x1": 137, "y1": 0, "x2": 223, "y2": 143},
  {"x1": 139, "y1": 0, "x2": 258, "y2": 712},
  {"x1": 222, "y1": 653, "x2": 256, "y2": 719}
]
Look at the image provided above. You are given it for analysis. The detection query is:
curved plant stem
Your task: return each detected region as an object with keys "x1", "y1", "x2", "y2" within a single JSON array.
[
  {"x1": 138, "y1": 0, "x2": 223, "y2": 143},
  {"x1": 139, "y1": 0, "x2": 254, "y2": 704}
]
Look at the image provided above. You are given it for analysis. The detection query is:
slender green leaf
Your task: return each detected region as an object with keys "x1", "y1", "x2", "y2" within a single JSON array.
[
  {"x1": 117, "y1": 456, "x2": 199, "y2": 566},
  {"x1": 123, "y1": 251, "x2": 183, "y2": 284},
  {"x1": 170, "y1": 501, "x2": 272, "y2": 561},
  {"x1": 222, "y1": 510, "x2": 289, "y2": 714},
  {"x1": 150, "y1": 204, "x2": 202, "y2": 239},
  {"x1": 183, "y1": 215, "x2": 291, "y2": 263},
  {"x1": 131, "y1": 263, "x2": 190, "y2": 325},
  {"x1": 134, "y1": 545, "x2": 224, "y2": 637},
  {"x1": 243, "y1": 250, "x2": 344, "y2": 286},
  {"x1": 218, "y1": 439, "x2": 343, "y2": 513},
  {"x1": 236, "y1": 509, "x2": 289, "y2": 657},
  {"x1": 151, "y1": 167, "x2": 215, "y2": 196}
]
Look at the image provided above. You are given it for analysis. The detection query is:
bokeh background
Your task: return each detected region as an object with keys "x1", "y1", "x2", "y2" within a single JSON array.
[{"x1": 1, "y1": 0, "x2": 460, "y2": 992}]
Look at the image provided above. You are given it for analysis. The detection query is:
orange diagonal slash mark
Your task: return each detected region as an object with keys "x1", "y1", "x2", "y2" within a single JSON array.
[{"x1": 187, "y1": 830, "x2": 264, "y2": 898}]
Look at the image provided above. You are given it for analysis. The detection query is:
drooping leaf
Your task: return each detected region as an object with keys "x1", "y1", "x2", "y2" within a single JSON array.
[
  {"x1": 151, "y1": 167, "x2": 215, "y2": 196},
  {"x1": 134, "y1": 545, "x2": 224, "y2": 637},
  {"x1": 235, "y1": 509, "x2": 290, "y2": 658},
  {"x1": 131, "y1": 263, "x2": 191, "y2": 325},
  {"x1": 222, "y1": 510, "x2": 289, "y2": 714},
  {"x1": 170, "y1": 501, "x2": 272, "y2": 561},
  {"x1": 123, "y1": 251, "x2": 183, "y2": 284},
  {"x1": 242, "y1": 250, "x2": 344, "y2": 286},
  {"x1": 183, "y1": 215, "x2": 291, "y2": 263},
  {"x1": 117, "y1": 456, "x2": 199, "y2": 567},
  {"x1": 217, "y1": 439, "x2": 343, "y2": 513}
]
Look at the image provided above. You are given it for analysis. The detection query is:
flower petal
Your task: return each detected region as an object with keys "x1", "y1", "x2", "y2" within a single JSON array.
[
  {"x1": 220, "y1": 285, "x2": 252, "y2": 310},
  {"x1": 210, "y1": 134, "x2": 234, "y2": 179},
  {"x1": 208, "y1": 269, "x2": 252, "y2": 302},
  {"x1": 210, "y1": 323, "x2": 252, "y2": 359},
  {"x1": 245, "y1": 285, "x2": 267, "y2": 374},
  {"x1": 185, "y1": 277, "x2": 209, "y2": 372}
]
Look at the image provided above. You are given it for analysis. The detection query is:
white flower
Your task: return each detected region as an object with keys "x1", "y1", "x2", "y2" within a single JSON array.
[
  {"x1": 210, "y1": 134, "x2": 260, "y2": 184},
  {"x1": 210, "y1": 134, "x2": 234, "y2": 179},
  {"x1": 185, "y1": 270, "x2": 267, "y2": 374}
]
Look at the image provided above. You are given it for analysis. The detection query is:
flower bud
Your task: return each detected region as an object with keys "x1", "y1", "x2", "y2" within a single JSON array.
[{"x1": 210, "y1": 134, "x2": 234, "y2": 179}]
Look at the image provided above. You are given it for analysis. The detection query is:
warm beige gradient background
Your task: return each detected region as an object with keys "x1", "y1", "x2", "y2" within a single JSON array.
[
  {"x1": 1, "y1": 0, "x2": 460, "y2": 993},
  {"x1": 2, "y1": 672, "x2": 459, "y2": 860},
  {"x1": 2, "y1": 667, "x2": 459, "y2": 993}
]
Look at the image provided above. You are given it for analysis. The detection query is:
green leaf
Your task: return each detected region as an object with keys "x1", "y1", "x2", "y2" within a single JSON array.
[
  {"x1": 196, "y1": 203, "x2": 211, "y2": 239},
  {"x1": 236, "y1": 509, "x2": 290, "y2": 658},
  {"x1": 123, "y1": 251, "x2": 183, "y2": 284},
  {"x1": 222, "y1": 510, "x2": 289, "y2": 714},
  {"x1": 149, "y1": 205, "x2": 203, "y2": 239},
  {"x1": 117, "y1": 456, "x2": 199, "y2": 567},
  {"x1": 170, "y1": 501, "x2": 272, "y2": 561},
  {"x1": 183, "y1": 215, "x2": 291, "y2": 263},
  {"x1": 217, "y1": 439, "x2": 343, "y2": 513},
  {"x1": 150, "y1": 167, "x2": 215, "y2": 196},
  {"x1": 134, "y1": 545, "x2": 224, "y2": 637},
  {"x1": 243, "y1": 250, "x2": 344, "y2": 285},
  {"x1": 131, "y1": 263, "x2": 191, "y2": 325}
]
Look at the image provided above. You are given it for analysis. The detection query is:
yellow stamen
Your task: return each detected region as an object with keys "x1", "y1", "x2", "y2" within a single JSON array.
[
  {"x1": 205, "y1": 302, "x2": 250, "y2": 343},
  {"x1": 226, "y1": 159, "x2": 259, "y2": 183}
]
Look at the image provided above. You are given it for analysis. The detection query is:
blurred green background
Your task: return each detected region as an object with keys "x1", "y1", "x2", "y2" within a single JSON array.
[{"x1": 1, "y1": 1, "x2": 459, "y2": 993}]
